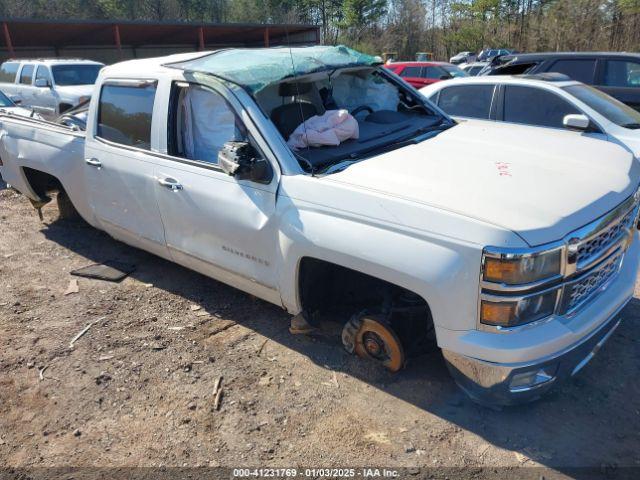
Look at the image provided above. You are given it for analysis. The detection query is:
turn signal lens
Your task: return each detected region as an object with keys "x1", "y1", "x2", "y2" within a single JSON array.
[
  {"x1": 480, "y1": 289, "x2": 558, "y2": 328},
  {"x1": 483, "y1": 248, "x2": 561, "y2": 285},
  {"x1": 484, "y1": 258, "x2": 519, "y2": 283},
  {"x1": 480, "y1": 301, "x2": 516, "y2": 326}
]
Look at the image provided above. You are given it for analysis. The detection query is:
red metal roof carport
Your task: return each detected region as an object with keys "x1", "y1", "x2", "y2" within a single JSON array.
[{"x1": 0, "y1": 18, "x2": 321, "y2": 63}]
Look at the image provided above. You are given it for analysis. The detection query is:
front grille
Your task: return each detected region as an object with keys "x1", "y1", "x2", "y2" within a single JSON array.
[
  {"x1": 562, "y1": 251, "x2": 623, "y2": 314},
  {"x1": 576, "y1": 207, "x2": 635, "y2": 268}
]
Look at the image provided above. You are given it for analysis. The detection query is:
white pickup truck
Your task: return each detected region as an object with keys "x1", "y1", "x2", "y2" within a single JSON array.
[{"x1": 1, "y1": 46, "x2": 639, "y2": 405}]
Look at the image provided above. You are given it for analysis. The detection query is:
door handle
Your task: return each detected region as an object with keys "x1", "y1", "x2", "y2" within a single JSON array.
[
  {"x1": 85, "y1": 157, "x2": 102, "y2": 168},
  {"x1": 157, "y1": 177, "x2": 183, "y2": 191}
]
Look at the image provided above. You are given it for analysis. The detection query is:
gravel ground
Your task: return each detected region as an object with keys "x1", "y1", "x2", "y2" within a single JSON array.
[{"x1": 1, "y1": 189, "x2": 639, "y2": 479}]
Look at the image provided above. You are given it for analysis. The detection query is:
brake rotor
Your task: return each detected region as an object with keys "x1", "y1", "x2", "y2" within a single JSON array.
[{"x1": 348, "y1": 316, "x2": 405, "y2": 373}]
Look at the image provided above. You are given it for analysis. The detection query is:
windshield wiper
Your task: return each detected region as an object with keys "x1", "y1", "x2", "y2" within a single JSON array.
[
  {"x1": 320, "y1": 122, "x2": 452, "y2": 173},
  {"x1": 351, "y1": 123, "x2": 452, "y2": 158},
  {"x1": 622, "y1": 122, "x2": 640, "y2": 129}
]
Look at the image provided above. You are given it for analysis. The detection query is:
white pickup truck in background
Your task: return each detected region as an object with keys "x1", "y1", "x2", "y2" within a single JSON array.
[
  {"x1": 1, "y1": 46, "x2": 639, "y2": 405},
  {"x1": 0, "y1": 58, "x2": 103, "y2": 119}
]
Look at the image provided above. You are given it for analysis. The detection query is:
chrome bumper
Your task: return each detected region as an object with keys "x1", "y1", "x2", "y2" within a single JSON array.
[{"x1": 442, "y1": 298, "x2": 629, "y2": 406}]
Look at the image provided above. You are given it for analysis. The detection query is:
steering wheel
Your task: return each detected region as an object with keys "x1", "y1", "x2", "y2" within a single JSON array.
[{"x1": 351, "y1": 105, "x2": 374, "y2": 117}]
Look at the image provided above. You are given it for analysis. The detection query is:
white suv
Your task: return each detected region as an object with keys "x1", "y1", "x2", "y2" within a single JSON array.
[{"x1": 0, "y1": 58, "x2": 103, "y2": 119}]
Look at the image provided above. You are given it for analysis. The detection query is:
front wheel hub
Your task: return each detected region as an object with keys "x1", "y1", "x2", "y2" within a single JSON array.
[{"x1": 343, "y1": 315, "x2": 405, "y2": 372}]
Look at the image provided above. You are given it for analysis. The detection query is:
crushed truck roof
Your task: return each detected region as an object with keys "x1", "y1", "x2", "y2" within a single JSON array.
[{"x1": 164, "y1": 45, "x2": 381, "y2": 93}]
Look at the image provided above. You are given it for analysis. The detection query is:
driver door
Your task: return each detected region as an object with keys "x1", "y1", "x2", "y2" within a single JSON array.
[{"x1": 151, "y1": 80, "x2": 281, "y2": 304}]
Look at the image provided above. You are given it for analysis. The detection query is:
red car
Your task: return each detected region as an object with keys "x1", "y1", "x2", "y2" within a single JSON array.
[{"x1": 384, "y1": 61, "x2": 468, "y2": 88}]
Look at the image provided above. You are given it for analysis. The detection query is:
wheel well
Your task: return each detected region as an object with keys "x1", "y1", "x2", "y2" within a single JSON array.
[
  {"x1": 22, "y1": 167, "x2": 63, "y2": 200},
  {"x1": 298, "y1": 257, "x2": 436, "y2": 355}
]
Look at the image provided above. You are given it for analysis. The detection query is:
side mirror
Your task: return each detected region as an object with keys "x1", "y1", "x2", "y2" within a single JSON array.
[
  {"x1": 218, "y1": 141, "x2": 272, "y2": 183},
  {"x1": 10, "y1": 95, "x2": 21, "y2": 105},
  {"x1": 35, "y1": 78, "x2": 50, "y2": 88},
  {"x1": 563, "y1": 113, "x2": 590, "y2": 131}
]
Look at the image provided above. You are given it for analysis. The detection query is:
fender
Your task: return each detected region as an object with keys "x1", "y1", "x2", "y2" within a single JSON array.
[{"x1": 276, "y1": 194, "x2": 484, "y2": 332}]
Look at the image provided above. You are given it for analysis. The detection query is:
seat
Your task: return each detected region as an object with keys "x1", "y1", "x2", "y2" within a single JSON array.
[{"x1": 270, "y1": 82, "x2": 319, "y2": 139}]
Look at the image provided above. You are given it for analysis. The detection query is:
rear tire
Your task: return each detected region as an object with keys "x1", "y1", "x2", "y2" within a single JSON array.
[{"x1": 56, "y1": 190, "x2": 79, "y2": 220}]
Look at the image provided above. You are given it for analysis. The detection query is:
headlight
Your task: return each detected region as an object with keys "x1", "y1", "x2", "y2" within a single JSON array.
[
  {"x1": 480, "y1": 245, "x2": 563, "y2": 328},
  {"x1": 482, "y1": 248, "x2": 562, "y2": 285},
  {"x1": 480, "y1": 288, "x2": 559, "y2": 328}
]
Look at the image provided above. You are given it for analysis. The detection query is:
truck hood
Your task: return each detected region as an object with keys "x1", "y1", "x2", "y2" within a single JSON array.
[
  {"x1": 328, "y1": 121, "x2": 640, "y2": 246},
  {"x1": 55, "y1": 84, "x2": 94, "y2": 99}
]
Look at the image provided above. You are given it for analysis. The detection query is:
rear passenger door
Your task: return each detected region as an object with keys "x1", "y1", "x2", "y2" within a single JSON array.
[
  {"x1": 434, "y1": 84, "x2": 497, "y2": 120},
  {"x1": 16, "y1": 64, "x2": 36, "y2": 107},
  {"x1": 84, "y1": 79, "x2": 169, "y2": 259},
  {"x1": 596, "y1": 59, "x2": 640, "y2": 111}
]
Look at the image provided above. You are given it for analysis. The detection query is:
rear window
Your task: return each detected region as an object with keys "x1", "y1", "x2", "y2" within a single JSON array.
[
  {"x1": 97, "y1": 82, "x2": 157, "y2": 149},
  {"x1": 438, "y1": 85, "x2": 495, "y2": 119},
  {"x1": 0, "y1": 62, "x2": 19, "y2": 83},
  {"x1": 19, "y1": 65, "x2": 34, "y2": 85},
  {"x1": 548, "y1": 59, "x2": 596, "y2": 84}
]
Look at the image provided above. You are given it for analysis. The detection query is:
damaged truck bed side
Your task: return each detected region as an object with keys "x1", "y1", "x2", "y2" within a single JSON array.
[{"x1": 1, "y1": 46, "x2": 639, "y2": 406}]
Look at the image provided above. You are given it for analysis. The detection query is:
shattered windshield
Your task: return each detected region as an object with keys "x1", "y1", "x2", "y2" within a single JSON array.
[
  {"x1": 166, "y1": 45, "x2": 381, "y2": 94},
  {"x1": 173, "y1": 47, "x2": 451, "y2": 175}
]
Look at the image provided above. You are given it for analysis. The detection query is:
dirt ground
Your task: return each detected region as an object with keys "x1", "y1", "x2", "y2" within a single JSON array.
[{"x1": 1, "y1": 188, "x2": 639, "y2": 479}]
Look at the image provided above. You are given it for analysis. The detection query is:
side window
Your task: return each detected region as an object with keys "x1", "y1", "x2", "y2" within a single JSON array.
[
  {"x1": 604, "y1": 60, "x2": 640, "y2": 87},
  {"x1": 19, "y1": 65, "x2": 34, "y2": 85},
  {"x1": 35, "y1": 66, "x2": 52, "y2": 86},
  {"x1": 438, "y1": 85, "x2": 495, "y2": 119},
  {"x1": 503, "y1": 85, "x2": 579, "y2": 128},
  {"x1": 400, "y1": 66, "x2": 421, "y2": 78},
  {"x1": 97, "y1": 82, "x2": 156, "y2": 149},
  {"x1": 548, "y1": 59, "x2": 596, "y2": 83},
  {"x1": 423, "y1": 66, "x2": 443, "y2": 79},
  {"x1": 0, "y1": 62, "x2": 19, "y2": 83},
  {"x1": 170, "y1": 84, "x2": 247, "y2": 165}
]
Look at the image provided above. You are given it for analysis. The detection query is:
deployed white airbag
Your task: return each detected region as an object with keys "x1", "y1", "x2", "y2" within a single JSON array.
[
  {"x1": 182, "y1": 87, "x2": 236, "y2": 163},
  {"x1": 287, "y1": 109, "x2": 359, "y2": 150},
  {"x1": 332, "y1": 74, "x2": 399, "y2": 113}
]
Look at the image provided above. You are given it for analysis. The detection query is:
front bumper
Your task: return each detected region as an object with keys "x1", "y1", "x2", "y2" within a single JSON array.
[{"x1": 442, "y1": 298, "x2": 628, "y2": 406}]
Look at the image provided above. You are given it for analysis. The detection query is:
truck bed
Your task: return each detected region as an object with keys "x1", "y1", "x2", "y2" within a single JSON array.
[{"x1": 0, "y1": 113, "x2": 90, "y2": 220}]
